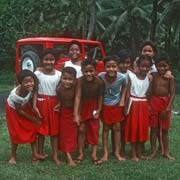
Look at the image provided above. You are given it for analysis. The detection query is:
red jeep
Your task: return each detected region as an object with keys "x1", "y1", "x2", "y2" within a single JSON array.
[{"x1": 16, "y1": 37, "x2": 105, "y2": 74}]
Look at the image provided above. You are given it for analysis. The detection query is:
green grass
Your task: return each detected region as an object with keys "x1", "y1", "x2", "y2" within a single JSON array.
[{"x1": 0, "y1": 114, "x2": 180, "y2": 180}]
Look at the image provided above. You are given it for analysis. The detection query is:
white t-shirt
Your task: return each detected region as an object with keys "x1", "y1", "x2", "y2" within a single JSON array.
[
  {"x1": 7, "y1": 86, "x2": 32, "y2": 109},
  {"x1": 35, "y1": 70, "x2": 61, "y2": 96},
  {"x1": 64, "y1": 60, "x2": 82, "y2": 78}
]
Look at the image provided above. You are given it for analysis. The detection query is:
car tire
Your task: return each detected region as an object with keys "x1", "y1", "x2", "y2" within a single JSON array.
[{"x1": 21, "y1": 51, "x2": 40, "y2": 72}]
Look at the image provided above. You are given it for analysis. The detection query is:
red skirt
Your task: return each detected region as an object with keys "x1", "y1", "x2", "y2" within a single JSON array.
[
  {"x1": 37, "y1": 94, "x2": 59, "y2": 136},
  {"x1": 6, "y1": 102, "x2": 38, "y2": 144},
  {"x1": 102, "y1": 104, "x2": 124, "y2": 125},
  {"x1": 125, "y1": 100, "x2": 149, "y2": 143},
  {"x1": 59, "y1": 107, "x2": 77, "y2": 152},
  {"x1": 149, "y1": 96, "x2": 171, "y2": 130}
]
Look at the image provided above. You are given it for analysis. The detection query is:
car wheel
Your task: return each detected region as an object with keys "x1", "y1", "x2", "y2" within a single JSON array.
[{"x1": 21, "y1": 51, "x2": 40, "y2": 72}]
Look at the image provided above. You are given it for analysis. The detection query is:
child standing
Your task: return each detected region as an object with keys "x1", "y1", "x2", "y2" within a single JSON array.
[
  {"x1": 33, "y1": 48, "x2": 61, "y2": 165},
  {"x1": 147, "y1": 54, "x2": 175, "y2": 160},
  {"x1": 125, "y1": 55, "x2": 152, "y2": 161},
  {"x1": 74, "y1": 58, "x2": 104, "y2": 165},
  {"x1": 98, "y1": 55, "x2": 126, "y2": 163},
  {"x1": 6, "y1": 70, "x2": 45, "y2": 164},
  {"x1": 63, "y1": 40, "x2": 82, "y2": 78},
  {"x1": 56, "y1": 67, "x2": 78, "y2": 166}
]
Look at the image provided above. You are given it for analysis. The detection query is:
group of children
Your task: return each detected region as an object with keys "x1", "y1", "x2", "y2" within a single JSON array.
[{"x1": 5, "y1": 40, "x2": 175, "y2": 166}]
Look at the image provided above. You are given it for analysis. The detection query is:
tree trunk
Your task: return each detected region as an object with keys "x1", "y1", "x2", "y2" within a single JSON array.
[
  {"x1": 87, "y1": 0, "x2": 96, "y2": 40},
  {"x1": 150, "y1": 0, "x2": 159, "y2": 42}
]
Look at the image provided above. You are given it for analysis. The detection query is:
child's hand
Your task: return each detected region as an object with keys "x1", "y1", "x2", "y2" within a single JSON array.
[
  {"x1": 54, "y1": 103, "x2": 61, "y2": 112},
  {"x1": 93, "y1": 110, "x2": 100, "y2": 119},
  {"x1": 74, "y1": 115, "x2": 80, "y2": 126},
  {"x1": 32, "y1": 116, "x2": 41, "y2": 125},
  {"x1": 119, "y1": 99, "x2": 125, "y2": 107},
  {"x1": 159, "y1": 110, "x2": 168, "y2": 120},
  {"x1": 164, "y1": 70, "x2": 172, "y2": 79},
  {"x1": 33, "y1": 106, "x2": 43, "y2": 118}
]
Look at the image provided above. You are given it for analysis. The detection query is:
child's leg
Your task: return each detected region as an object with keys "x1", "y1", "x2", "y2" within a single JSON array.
[
  {"x1": 50, "y1": 135, "x2": 61, "y2": 165},
  {"x1": 9, "y1": 143, "x2": 18, "y2": 164},
  {"x1": 113, "y1": 122, "x2": 125, "y2": 161},
  {"x1": 37, "y1": 134, "x2": 46, "y2": 155},
  {"x1": 101, "y1": 124, "x2": 109, "y2": 161},
  {"x1": 162, "y1": 129, "x2": 175, "y2": 160},
  {"x1": 66, "y1": 152, "x2": 76, "y2": 166},
  {"x1": 120, "y1": 121, "x2": 126, "y2": 157},
  {"x1": 31, "y1": 141, "x2": 47, "y2": 161},
  {"x1": 147, "y1": 127, "x2": 158, "y2": 160},
  {"x1": 77, "y1": 122, "x2": 86, "y2": 160},
  {"x1": 131, "y1": 142, "x2": 139, "y2": 161},
  {"x1": 111, "y1": 130, "x2": 115, "y2": 154},
  {"x1": 92, "y1": 144, "x2": 98, "y2": 161}
]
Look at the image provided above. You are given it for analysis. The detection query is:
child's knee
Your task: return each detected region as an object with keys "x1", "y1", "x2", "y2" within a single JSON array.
[
  {"x1": 112, "y1": 124, "x2": 120, "y2": 132},
  {"x1": 162, "y1": 129, "x2": 168, "y2": 136},
  {"x1": 78, "y1": 126, "x2": 86, "y2": 134}
]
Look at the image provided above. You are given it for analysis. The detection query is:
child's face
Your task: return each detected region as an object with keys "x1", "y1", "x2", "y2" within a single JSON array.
[
  {"x1": 61, "y1": 72, "x2": 75, "y2": 89},
  {"x1": 42, "y1": 53, "x2": 56, "y2": 71},
  {"x1": 156, "y1": 61, "x2": 169, "y2": 76},
  {"x1": 69, "y1": 44, "x2": 81, "y2": 60},
  {"x1": 21, "y1": 76, "x2": 35, "y2": 92},
  {"x1": 82, "y1": 64, "x2": 96, "y2": 82},
  {"x1": 105, "y1": 60, "x2": 118, "y2": 77},
  {"x1": 141, "y1": 45, "x2": 155, "y2": 58},
  {"x1": 139, "y1": 60, "x2": 151, "y2": 77},
  {"x1": 119, "y1": 58, "x2": 131, "y2": 73}
]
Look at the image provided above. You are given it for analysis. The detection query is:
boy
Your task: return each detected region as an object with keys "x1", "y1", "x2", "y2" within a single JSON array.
[
  {"x1": 56, "y1": 67, "x2": 79, "y2": 166},
  {"x1": 98, "y1": 55, "x2": 126, "y2": 163},
  {"x1": 147, "y1": 54, "x2": 175, "y2": 160},
  {"x1": 74, "y1": 58, "x2": 104, "y2": 165}
]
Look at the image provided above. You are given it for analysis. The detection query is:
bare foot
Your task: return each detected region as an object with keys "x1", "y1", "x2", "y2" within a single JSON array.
[
  {"x1": 115, "y1": 153, "x2": 126, "y2": 161},
  {"x1": 53, "y1": 157, "x2": 61, "y2": 166},
  {"x1": 163, "y1": 154, "x2": 175, "y2": 160},
  {"x1": 146, "y1": 153, "x2": 156, "y2": 160},
  {"x1": 68, "y1": 160, "x2": 77, "y2": 167},
  {"x1": 131, "y1": 156, "x2": 139, "y2": 162},
  {"x1": 8, "y1": 157, "x2": 16, "y2": 164},
  {"x1": 32, "y1": 157, "x2": 40, "y2": 165},
  {"x1": 34, "y1": 154, "x2": 47, "y2": 160}
]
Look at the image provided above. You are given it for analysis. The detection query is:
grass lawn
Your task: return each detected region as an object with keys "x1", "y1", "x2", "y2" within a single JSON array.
[{"x1": 0, "y1": 113, "x2": 180, "y2": 180}]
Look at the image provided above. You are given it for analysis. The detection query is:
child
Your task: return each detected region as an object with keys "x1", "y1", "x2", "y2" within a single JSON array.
[
  {"x1": 55, "y1": 67, "x2": 79, "y2": 166},
  {"x1": 63, "y1": 40, "x2": 82, "y2": 78},
  {"x1": 98, "y1": 55, "x2": 126, "y2": 163},
  {"x1": 74, "y1": 58, "x2": 104, "y2": 165},
  {"x1": 125, "y1": 55, "x2": 152, "y2": 161},
  {"x1": 147, "y1": 54, "x2": 175, "y2": 160},
  {"x1": 33, "y1": 48, "x2": 61, "y2": 165},
  {"x1": 117, "y1": 49, "x2": 133, "y2": 157},
  {"x1": 6, "y1": 70, "x2": 45, "y2": 164}
]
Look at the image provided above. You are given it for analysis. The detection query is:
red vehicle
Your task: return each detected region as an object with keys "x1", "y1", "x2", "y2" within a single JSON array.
[{"x1": 16, "y1": 37, "x2": 106, "y2": 74}]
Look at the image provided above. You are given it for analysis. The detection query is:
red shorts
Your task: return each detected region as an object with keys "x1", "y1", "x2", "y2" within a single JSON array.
[
  {"x1": 102, "y1": 104, "x2": 124, "y2": 125},
  {"x1": 149, "y1": 96, "x2": 171, "y2": 130}
]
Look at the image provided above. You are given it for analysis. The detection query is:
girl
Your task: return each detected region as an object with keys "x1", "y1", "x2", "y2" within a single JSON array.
[
  {"x1": 63, "y1": 40, "x2": 82, "y2": 78},
  {"x1": 125, "y1": 55, "x2": 152, "y2": 161},
  {"x1": 33, "y1": 48, "x2": 61, "y2": 165},
  {"x1": 6, "y1": 70, "x2": 45, "y2": 164}
]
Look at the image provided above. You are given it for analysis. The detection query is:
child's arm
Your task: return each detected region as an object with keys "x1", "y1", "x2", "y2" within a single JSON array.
[
  {"x1": 119, "y1": 82, "x2": 126, "y2": 107},
  {"x1": 54, "y1": 84, "x2": 61, "y2": 112},
  {"x1": 14, "y1": 102, "x2": 41, "y2": 125},
  {"x1": 124, "y1": 77, "x2": 131, "y2": 115},
  {"x1": 166, "y1": 76, "x2": 175, "y2": 111},
  {"x1": 32, "y1": 91, "x2": 42, "y2": 118},
  {"x1": 93, "y1": 80, "x2": 104, "y2": 119},
  {"x1": 73, "y1": 78, "x2": 81, "y2": 126}
]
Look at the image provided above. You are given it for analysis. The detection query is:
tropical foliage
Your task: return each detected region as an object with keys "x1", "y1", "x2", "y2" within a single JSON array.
[{"x1": 0, "y1": 0, "x2": 180, "y2": 63}]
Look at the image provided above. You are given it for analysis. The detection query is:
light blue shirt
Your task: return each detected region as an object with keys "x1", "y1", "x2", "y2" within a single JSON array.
[{"x1": 98, "y1": 72, "x2": 126, "y2": 105}]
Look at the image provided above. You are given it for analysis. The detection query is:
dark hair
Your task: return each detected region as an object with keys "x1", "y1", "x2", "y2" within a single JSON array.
[
  {"x1": 81, "y1": 58, "x2": 96, "y2": 69},
  {"x1": 68, "y1": 40, "x2": 82, "y2": 52},
  {"x1": 140, "y1": 41, "x2": 157, "y2": 54},
  {"x1": 103, "y1": 55, "x2": 119, "y2": 65},
  {"x1": 40, "y1": 48, "x2": 58, "y2": 62},
  {"x1": 117, "y1": 49, "x2": 132, "y2": 63},
  {"x1": 61, "y1": 67, "x2": 77, "y2": 78},
  {"x1": 137, "y1": 55, "x2": 153, "y2": 67},
  {"x1": 17, "y1": 69, "x2": 37, "y2": 84},
  {"x1": 155, "y1": 52, "x2": 170, "y2": 65}
]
